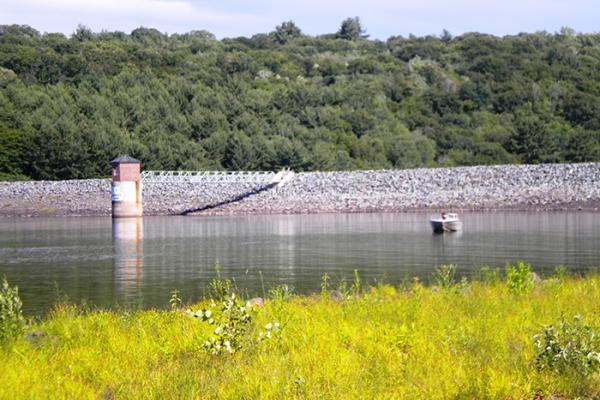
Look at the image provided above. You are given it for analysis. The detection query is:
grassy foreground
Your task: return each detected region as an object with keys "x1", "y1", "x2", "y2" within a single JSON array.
[{"x1": 2, "y1": 272, "x2": 600, "y2": 399}]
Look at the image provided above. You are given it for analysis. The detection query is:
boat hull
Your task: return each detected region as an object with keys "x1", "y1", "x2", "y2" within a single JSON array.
[{"x1": 430, "y1": 219, "x2": 462, "y2": 233}]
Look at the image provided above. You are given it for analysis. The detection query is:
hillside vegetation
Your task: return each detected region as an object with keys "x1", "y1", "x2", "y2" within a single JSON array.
[{"x1": 1, "y1": 21, "x2": 599, "y2": 180}]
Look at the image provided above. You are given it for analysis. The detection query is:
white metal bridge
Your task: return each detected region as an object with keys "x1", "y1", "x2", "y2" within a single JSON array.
[{"x1": 140, "y1": 169, "x2": 294, "y2": 185}]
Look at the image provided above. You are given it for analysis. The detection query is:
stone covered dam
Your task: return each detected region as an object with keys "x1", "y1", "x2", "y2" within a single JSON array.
[{"x1": 0, "y1": 163, "x2": 599, "y2": 217}]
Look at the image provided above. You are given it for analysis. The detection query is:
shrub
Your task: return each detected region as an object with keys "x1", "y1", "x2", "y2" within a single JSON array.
[
  {"x1": 0, "y1": 276, "x2": 25, "y2": 342},
  {"x1": 533, "y1": 314, "x2": 600, "y2": 376},
  {"x1": 434, "y1": 264, "x2": 457, "y2": 289},
  {"x1": 553, "y1": 265, "x2": 568, "y2": 283},
  {"x1": 189, "y1": 292, "x2": 280, "y2": 355},
  {"x1": 480, "y1": 265, "x2": 502, "y2": 284},
  {"x1": 433, "y1": 264, "x2": 469, "y2": 292},
  {"x1": 268, "y1": 284, "x2": 294, "y2": 302},
  {"x1": 208, "y1": 263, "x2": 232, "y2": 301},
  {"x1": 197, "y1": 293, "x2": 253, "y2": 355},
  {"x1": 505, "y1": 261, "x2": 534, "y2": 294}
]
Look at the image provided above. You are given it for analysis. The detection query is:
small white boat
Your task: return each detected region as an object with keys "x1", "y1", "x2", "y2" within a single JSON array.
[{"x1": 430, "y1": 212, "x2": 462, "y2": 233}]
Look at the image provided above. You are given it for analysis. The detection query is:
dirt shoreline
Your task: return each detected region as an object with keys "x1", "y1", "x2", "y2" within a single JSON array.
[{"x1": 2, "y1": 204, "x2": 599, "y2": 219}]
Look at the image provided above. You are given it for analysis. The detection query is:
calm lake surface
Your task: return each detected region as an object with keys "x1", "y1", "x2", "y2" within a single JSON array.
[{"x1": 1, "y1": 212, "x2": 599, "y2": 315}]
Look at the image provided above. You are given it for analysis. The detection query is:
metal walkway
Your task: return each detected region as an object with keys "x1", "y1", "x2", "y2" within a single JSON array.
[{"x1": 140, "y1": 170, "x2": 277, "y2": 184}]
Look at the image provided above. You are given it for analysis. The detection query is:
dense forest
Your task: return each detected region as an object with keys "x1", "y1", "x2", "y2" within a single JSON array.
[{"x1": 1, "y1": 19, "x2": 599, "y2": 180}]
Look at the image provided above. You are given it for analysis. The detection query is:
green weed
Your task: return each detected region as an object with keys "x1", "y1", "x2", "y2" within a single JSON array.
[
  {"x1": 480, "y1": 265, "x2": 502, "y2": 284},
  {"x1": 208, "y1": 262, "x2": 233, "y2": 301},
  {"x1": 320, "y1": 273, "x2": 330, "y2": 298},
  {"x1": 0, "y1": 276, "x2": 24, "y2": 342},
  {"x1": 553, "y1": 265, "x2": 568, "y2": 283},
  {"x1": 169, "y1": 289, "x2": 182, "y2": 311},
  {"x1": 352, "y1": 269, "x2": 361, "y2": 295},
  {"x1": 534, "y1": 314, "x2": 600, "y2": 375},
  {"x1": 433, "y1": 264, "x2": 457, "y2": 289},
  {"x1": 505, "y1": 261, "x2": 534, "y2": 294},
  {"x1": 268, "y1": 284, "x2": 294, "y2": 303}
]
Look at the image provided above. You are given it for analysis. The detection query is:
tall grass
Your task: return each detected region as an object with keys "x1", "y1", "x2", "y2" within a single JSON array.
[{"x1": 1, "y1": 267, "x2": 600, "y2": 399}]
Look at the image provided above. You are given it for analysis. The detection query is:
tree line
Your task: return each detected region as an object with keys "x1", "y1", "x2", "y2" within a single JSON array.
[{"x1": 0, "y1": 20, "x2": 599, "y2": 180}]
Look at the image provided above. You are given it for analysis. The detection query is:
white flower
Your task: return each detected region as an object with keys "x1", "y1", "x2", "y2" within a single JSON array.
[
  {"x1": 194, "y1": 310, "x2": 203, "y2": 318},
  {"x1": 258, "y1": 332, "x2": 263, "y2": 338},
  {"x1": 240, "y1": 307, "x2": 246, "y2": 313},
  {"x1": 208, "y1": 318, "x2": 214, "y2": 324},
  {"x1": 274, "y1": 322, "x2": 280, "y2": 330},
  {"x1": 266, "y1": 331, "x2": 272, "y2": 339},
  {"x1": 204, "y1": 310, "x2": 212, "y2": 318},
  {"x1": 224, "y1": 340, "x2": 232, "y2": 353},
  {"x1": 265, "y1": 322, "x2": 273, "y2": 330},
  {"x1": 214, "y1": 326, "x2": 222, "y2": 335}
]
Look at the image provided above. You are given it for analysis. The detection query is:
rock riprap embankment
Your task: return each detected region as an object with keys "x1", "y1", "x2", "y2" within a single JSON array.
[{"x1": 0, "y1": 163, "x2": 599, "y2": 217}]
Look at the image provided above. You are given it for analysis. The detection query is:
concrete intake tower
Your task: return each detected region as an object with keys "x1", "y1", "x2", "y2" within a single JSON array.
[{"x1": 110, "y1": 155, "x2": 143, "y2": 218}]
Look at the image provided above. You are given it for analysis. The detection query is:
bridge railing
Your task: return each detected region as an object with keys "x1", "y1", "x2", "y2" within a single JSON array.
[{"x1": 140, "y1": 170, "x2": 277, "y2": 184}]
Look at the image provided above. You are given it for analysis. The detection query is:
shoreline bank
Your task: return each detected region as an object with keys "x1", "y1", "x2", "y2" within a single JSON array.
[
  {"x1": 2, "y1": 273, "x2": 600, "y2": 398},
  {"x1": 1, "y1": 163, "x2": 599, "y2": 217}
]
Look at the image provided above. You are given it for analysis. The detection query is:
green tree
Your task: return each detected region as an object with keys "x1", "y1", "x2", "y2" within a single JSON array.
[
  {"x1": 511, "y1": 110, "x2": 570, "y2": 163},
  {"x1": 273, "y1": 21, "x2": 302, "y2": 44},
  {"x1": 223, "y1": 132, "x2": 257, "y2": 170},
  {"x1": 337, "y1": 17, "x2": 368, "y2": 41},
  {"x1": 568, "y1": 129, "x2": 600, "y2": 162},
  {"x1": 269, "y1": 136, "x2": 309, "y2": 170},
  {"x1": 1, "y1": 24, "x2": 600, "y2": 180},
  {"x1": 0, "y1": 122, "x2": 24, "y2": 179},
  {"x1": 72, "y1": 24, "x2": 93, "y2": 42}
]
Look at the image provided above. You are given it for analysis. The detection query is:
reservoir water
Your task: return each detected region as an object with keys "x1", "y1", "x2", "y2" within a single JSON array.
[{"x1": 1, "y1": 212, "x2": 599, "y2": 315}]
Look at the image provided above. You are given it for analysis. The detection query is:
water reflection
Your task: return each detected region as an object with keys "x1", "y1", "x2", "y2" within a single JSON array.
[
  {"x1": 430, "y1": 230, "x2": 463, "y2": 265},
  {"x1": 112, "y1": 218, "x2": 143, "y2": 302},
  {"x1": 1, "y1": 212, "x2": 600, "y2": 315}
]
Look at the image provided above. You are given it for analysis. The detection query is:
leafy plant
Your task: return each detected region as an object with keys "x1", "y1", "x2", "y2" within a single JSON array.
[
  {"x1": 505, "y1": 261, "x2": 534, "y2": 294},
  {"x1": 208, "y1": 263, "x2": 232, "y2": 301},
  {"x1": 190, "y1": 292, "x2": 280, "y2": 355},
  {"x1": 433, "y1": 264, "x2": 470, "y2": 293},
  {"x1": 533, "y1": 314, "x2": 600, "y2": 376},
  {"x1": 338, "y1": 270, "x2": 363, "y2": 299},
  {"x1": 268, "y1": 284, "x2": 293, "y2": 329},
  {"x1": 433, "y1": 264, "x2": 457, "y2": 290},
  {"x1": 480, "y1": 266, "x2": 502, "y2": 284},
  {"x1": 192, "y1": 293, "x2": 252, "y2": 355},
  {"x1": 320, "y1": 273, "x2": 330, "y2": 298},
  {"x1": 0, "y1": 276, "x2": 25, "y2": 342},
  {"x1": 169, "y1": 289, "x2": 182, "y2": 311},
  {"x1": 553, "y1": 265, "x2": 568, "y2": 283},
  {"x1": 293, "y1": 374, "x2": 306, "y2": 397},
  {"x1": 256, "y1": 321, "x2": 281, "y2": 343},
  {"x1": 352, "y1": 269, "x2": 361, "y2": 296},
  {"x1": 268, "y1": 284, "x2": 294, "y2": 303}
]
